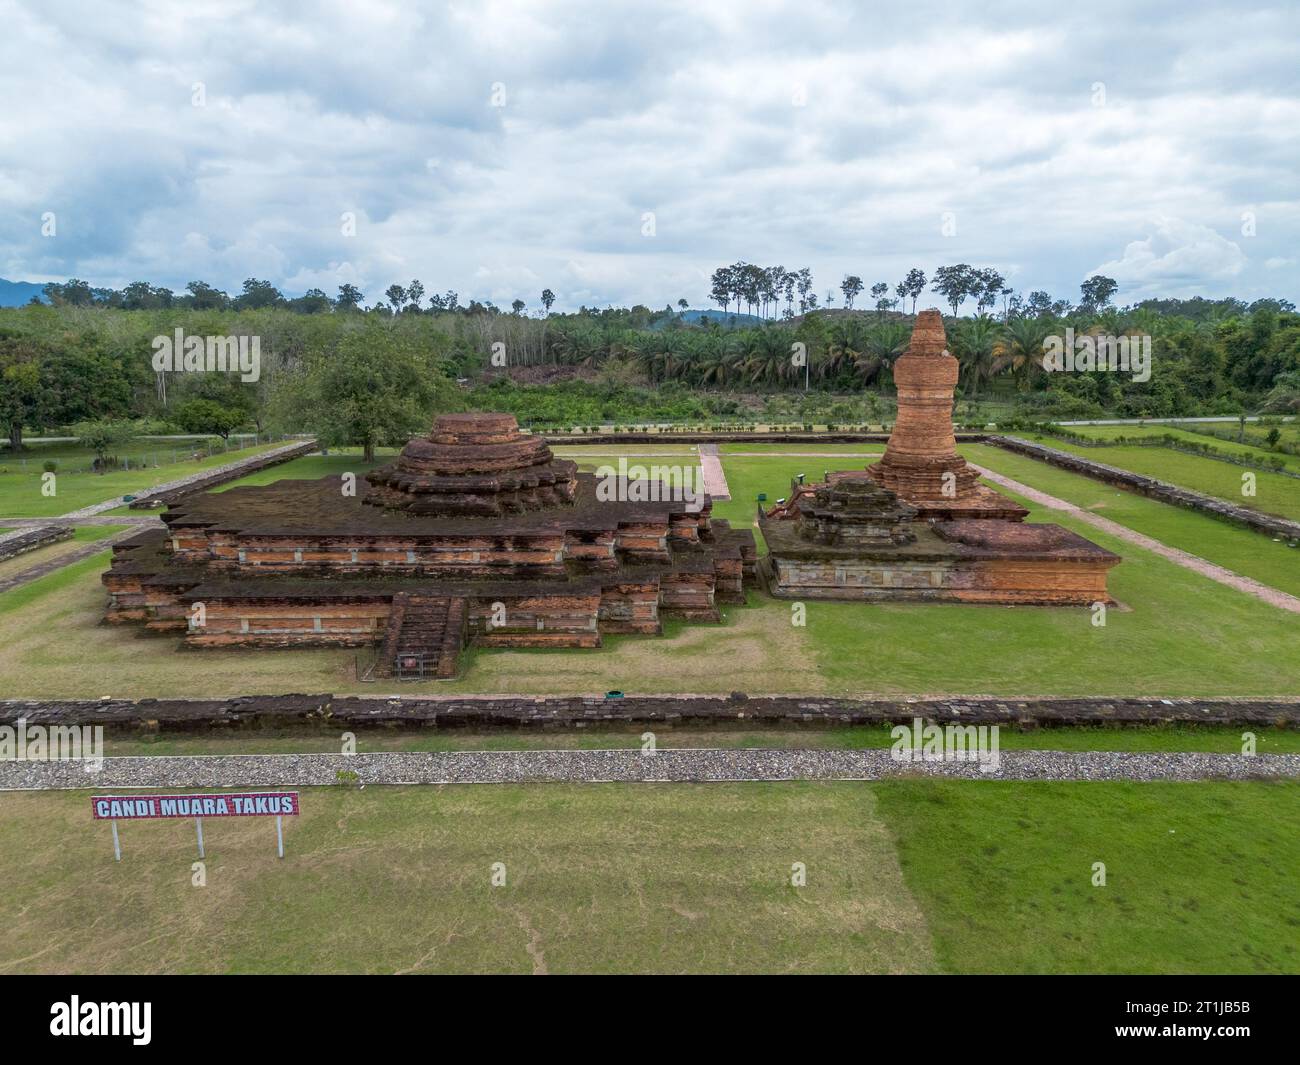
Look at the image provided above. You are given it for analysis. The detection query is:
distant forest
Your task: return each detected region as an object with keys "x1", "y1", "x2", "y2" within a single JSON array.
[{"x1": 2, "y1": 267, "x2": 1297, "y2": 457}]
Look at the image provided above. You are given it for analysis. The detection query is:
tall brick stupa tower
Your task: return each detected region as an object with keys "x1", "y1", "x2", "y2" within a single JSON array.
[{"x1": 866, "y1": 309, "x2": 1026, "y2": 521}]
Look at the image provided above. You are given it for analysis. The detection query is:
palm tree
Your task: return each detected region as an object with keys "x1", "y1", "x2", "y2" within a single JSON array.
[
  {"x1": 856, "y1": 321, "x2": 908, "y2": 386},
  {"x1": 953, "y1": 314, "x2": 998, "y2": 398},
  {"x1": 993, "y1": 315, "x2": 1052, "y2": 392}
]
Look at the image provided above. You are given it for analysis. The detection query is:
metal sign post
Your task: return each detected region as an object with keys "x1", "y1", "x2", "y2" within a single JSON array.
[
  {"x1": 276, "y1": 815, "x2": 284, "y2": 858},
  {"x1": 111, "y1": 819, "x2": 121, "y2": 862},
  {"x1": 195, "y1": 817, "x2": 205, "y2": 859}
]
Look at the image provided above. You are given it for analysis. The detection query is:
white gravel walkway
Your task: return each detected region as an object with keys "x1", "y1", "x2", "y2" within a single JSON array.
[{"x1": 3, "y1": 748, "x2": 1298, "y2": 790}]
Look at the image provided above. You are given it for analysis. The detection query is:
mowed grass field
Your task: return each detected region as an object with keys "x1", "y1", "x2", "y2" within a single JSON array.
[
  {"x1": 94, "y1": 723, "x2": 1300, "y2": 758},
  {"x1": 0, "y1": 526, "x2": 127, "y2": 581},
  {"x1": 1057, "y1": 422, "x2": 1300, "y2": 469},
  {"x1": 959, "y1": 443, "x2": 1300, "y2": 599},
  {"x1": 1, "y1": 446, "x2": 1299, "y2": 698},
  {"x1": 1019, "y1": 430, "x2": 1300, "y2": 520},
  {"x1": 0, "y1": 780, "x2": 1294, "y2": 974},
  {"x1": 0, "y1": 440, "x2": 286, "y2": 518}
]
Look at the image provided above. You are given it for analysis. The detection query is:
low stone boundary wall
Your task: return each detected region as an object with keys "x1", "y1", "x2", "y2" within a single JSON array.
[
  {"x1": 127, "y1": 439, "x2": 317, "y2": 509},
  {"x1": 988, "y1": 436, "x2": 1300, "y2": 541},
  {"x1": 0, "y1": 524, "x2": 73, "y2": 561},
  {"x1": 2, "y1": 694, "x2": 1296, "y2": 731}
]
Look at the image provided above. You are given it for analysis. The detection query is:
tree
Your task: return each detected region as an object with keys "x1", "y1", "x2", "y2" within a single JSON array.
[
  {"x1": 541, "y1": 289, "x2": 556, "y2": 314},
  {"x1": 0, "y1": 340, "x2": 41, "y2": 450},
  {"x1": 511, "y1": 298, "x2": 526, "y2": 315},
  {"x1": 235, "y1": 278, "x2": 284, "y2": 310},
  {"x1": 337, "y1": 283, "x2": 364, "y2": 312},
  {"x1": 1025, "y1": 290, "x2": 1054, "y2": 317},
  {"x1": 709, "y1": 267, "x2": 732, "y2": 314},
  {"x1": 796, "y1": 269, "x2": 814, "y2": 313},
  {"x1": 974, "y1": 268, "x2": 1006, "y2": 313},
  {"x1": 43, "y1": 279, "x2": 95, "y2": 306},
  {"x1": 75, "y1": 419, "x2": 135, "y2": 472},
  {"x1": 677, "y1": 298, "x2": 689, "y2": 313},
  {"x1": 1080, "y1": 275, "x2": 1119, "y2": 312},
  {"x1": 290, "y1": 288, "x2": 333, "y2": 314},
  {"x1": 1262, "y1": 371, "x2": 1300, "y2": 414},
  {"x1": 840, "y1": 275, "x2": 864, "y2": 310},
  {"x1": 896, "y1": 268, "x2": 927, "y2": 314},
  {"x1": 952, "y1": 314, "x2": 999, "y2": 398},
  {"x1": 932, "y1": 265, "x2": 979, "y2": 317},
  {"x1": 993, "y1": 315, "x2": 1053, "y2": 391},
  {"x1": 174, "y1": 398, "x2": 246, "y2": 440},
  {"x1": 384, "y1": 284, "x2": 407, "y2": 315},
  {"x1": 278, "y1": 322, "x2": 457, "y2": 462},
  {"x1": 185, "y1": 280, "x2": 230, "y2": 310},
  {"x1": 406, "y1": 280, "x2": 425, "y2": 311}
]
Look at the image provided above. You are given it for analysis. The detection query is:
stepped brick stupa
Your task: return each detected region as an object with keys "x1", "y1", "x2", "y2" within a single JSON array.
[
  {"x1": 865, "y1": 309, "x2": 1027, "y2": 520},
  {"x1": 759, "y1": 309, "x2": 1120, "y2": 604},
  {"x1": 103, "y1": 413, "x2": 757, "y2": 678}
]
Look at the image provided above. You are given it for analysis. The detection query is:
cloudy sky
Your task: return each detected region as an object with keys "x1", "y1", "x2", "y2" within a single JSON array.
[{"x1": 1, "y1": 0, "x2": 1297, "y2": 311}]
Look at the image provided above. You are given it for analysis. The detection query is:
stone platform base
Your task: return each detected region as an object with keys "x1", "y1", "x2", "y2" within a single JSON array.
[{"x1": 759, "y1": 519, "x2": 1119, "y2": 607}]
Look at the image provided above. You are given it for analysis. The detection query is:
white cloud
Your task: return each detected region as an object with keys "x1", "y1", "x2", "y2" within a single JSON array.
[
  {"x1": 1092, "y1": 218, "x2": 1248, "y2": 297},
  {"x1": 0, "y1": 0, "x2": 1297, "y2": 309}
]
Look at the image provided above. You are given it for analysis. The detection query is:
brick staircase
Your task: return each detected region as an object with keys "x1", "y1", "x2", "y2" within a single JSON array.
[{"x1": 376, "y1": 593, "x2": 466, "y2": 679}]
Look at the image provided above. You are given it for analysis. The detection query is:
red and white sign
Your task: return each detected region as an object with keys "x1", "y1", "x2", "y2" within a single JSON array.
[{"x1": 92, "y1": 792, "x2": 299, "y2": 820}]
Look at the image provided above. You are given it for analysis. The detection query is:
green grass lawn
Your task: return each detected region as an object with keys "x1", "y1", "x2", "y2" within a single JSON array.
[
  {"x1": 0, "y1": 783, "x2": 933, "y2": 974},
  {"x1": 98, "y1": 723, "x2": 1300, "y2": 758},
  {"x1": 719, "y1": 442, "x2": 886, "y2": 455},
  {"x1": 875, "y1": 779, "x2": 1300, "y2": 974},
  {"x1": 208, "y1": 448, "x2": 391, "y2": 491},
  {"x1": 1058, "y1": 421, "x2": 1300, "y2": 463},
  {"x1": 1, "y1": 780, "x2": 1293, "y2": 974},
  {"x1": 0, "y1": 440, "x2": 285, "y2": 518},
  {"x1": 961, "y1": 443, "x2": 1300, "y2": 598},
  {"x1": 0, "y1": 525, "x2": 126, "y2": 582},
  {"x1": 1019, "y1": 432, "x2": 1300, "y2": 519},
  {"x1": 2, "y1": 447, "x2": 1297, "y2": 699}
]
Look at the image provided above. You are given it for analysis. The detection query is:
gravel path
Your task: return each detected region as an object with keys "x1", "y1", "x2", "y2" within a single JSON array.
[
  {"x1": 4, "y1": 748, "x2": 1298, "y2": 790},
  {"x1": 970, "y1": 463, "x2": 1300, "y2": 614}
]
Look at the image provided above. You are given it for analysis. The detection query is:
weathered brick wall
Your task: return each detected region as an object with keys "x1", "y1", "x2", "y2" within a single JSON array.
[
  {"x1": 0, "y1": 525, "x2": 73, "y2": 563},
  {"x1": 2, "y1": 694, "x2": 1295, "y2": 731},
  {"x1": 989, "y1": 436, "x2": 1300, "y2": 541}
]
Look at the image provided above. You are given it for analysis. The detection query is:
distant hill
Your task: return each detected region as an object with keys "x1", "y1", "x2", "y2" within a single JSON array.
[{"x1": 0, "y1": 279, "x2": 48, "y2": 307}]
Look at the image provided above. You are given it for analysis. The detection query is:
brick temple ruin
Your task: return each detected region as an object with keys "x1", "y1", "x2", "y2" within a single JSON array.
[
  {"x1": 103, "y1": 413, "x2": 757, "y2": 678},
  {"x1": 759, "y1": 309, "x2": 1120, "y2": 604}
]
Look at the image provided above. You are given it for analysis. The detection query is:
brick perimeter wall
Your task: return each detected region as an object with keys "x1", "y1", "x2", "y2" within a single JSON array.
[
  {"x1": 0, "y1": 525, "x2": 73, "y2": 562},
  {"x1": 128, "y1": 440, "x2": 318, "y2": 509}
]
